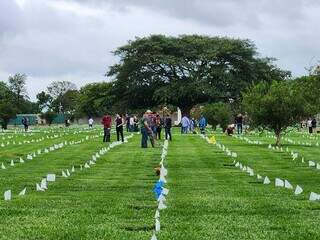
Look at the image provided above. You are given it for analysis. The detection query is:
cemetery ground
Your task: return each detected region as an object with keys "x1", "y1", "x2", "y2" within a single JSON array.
[{"x1": 1, "y1": 127, "x2": 320, "y2": 239}]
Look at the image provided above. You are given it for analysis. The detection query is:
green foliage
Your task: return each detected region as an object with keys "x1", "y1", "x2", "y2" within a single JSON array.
[
  {"x1": 203, "y1": 102, "x2": 232, "y2": 131},
  {"x1": 292, "y1": 75, "x2": 320, "y2": 115},
  {"x1": 8, "y1": 73, "x2": 28, "y2": 106},
  {"x1": 108, "y1": 34, "x2": 289, "y2": 114},
  {"x1": 77, "y1": 82, "x2": 114, "y2": 117},
  {"x1": 37, "y1": 91, "x2": 53, "y2": 111},
  {"x1": 40, "y1": 111, "x2": 57, "y2": 126},
  {"x1": 0, "y1": 101, "x2": 18, "y2": 129},
  {"x1": 242, "y1": 81, "x2": 308, "y2": 145}
]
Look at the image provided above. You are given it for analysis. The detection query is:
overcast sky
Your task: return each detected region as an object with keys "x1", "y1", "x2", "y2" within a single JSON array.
[{"x1": 1, "y1": 0, "x2": 319, "y2": 100}]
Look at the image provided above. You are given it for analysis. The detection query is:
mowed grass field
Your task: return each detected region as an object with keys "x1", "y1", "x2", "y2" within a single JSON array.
[{"x1": 1, "y1": 126, "x2": 320, "y2": 239}]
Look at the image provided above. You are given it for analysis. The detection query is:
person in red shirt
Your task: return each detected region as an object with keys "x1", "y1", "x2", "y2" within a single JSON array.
[{"x1": 101, "y1": 113, "x2": 112, "y2": 142}]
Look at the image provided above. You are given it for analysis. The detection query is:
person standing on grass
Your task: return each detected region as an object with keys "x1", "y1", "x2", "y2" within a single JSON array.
[
  {"x1": 199, "y1": 115, "x2": 207, "y2": 134},
  {"x1": 307, "y1": 118, "x2": 313, "y2": 134},
  {"x1": 125, "y1": 114, "x2": 130, "y2": 132},
  {"x1": 22, "y1": 117, "x2": 29, "y2": 132},
  {"x1": 164, "y1": 114, "x2": 172, "y2": 141},
  {"x1": 88, "y1": 117, "x2": 94, "y2": 128},
  {"x1": 134, "y1": 115, "x2": 139, "y2": 132},
  {"x1": 101, "y1": 113, "x2": 112, "y2": 142},
  {"x1": 140, "y1": 110, "x2": 154, "y2": 148},
  {"x1": 181, "y1": 115, "x2": 190, "y2": 134},
  {"x1": 235, "y1": 113, "x2": 243, "y2": 134},
  {"x1": 129, "y1": 115, "x2": 135, "y2": 132},
  {"x1": 312, "y1": 118, "x2": 317, "y2": 133},
  {"x1": 115, "y1": 114, "x2": 124, "y2": 142},
  {"x1": 155, "y1": 114, "x2": 163, "y2": 140}
]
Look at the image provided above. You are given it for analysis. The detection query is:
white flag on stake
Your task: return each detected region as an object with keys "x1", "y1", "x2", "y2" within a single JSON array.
[
  {"x1": 263, "y1": 176, "x2": 271, "y2": 185},
  {"x1": 19, "y1": 187, "x2": 26, "y2": 196},
  {"x1": 4, "y1": 190, "x2": 11, "y2": 201},
  {"x1": 284, "y1": 180, "x2": 293, "y2": 189},
  {"x1": 275, "y1": 178, "x2": 284, "y2": 187},
  {"x1": 294, "y1": 185, "x2": 303, "y2": 195}
]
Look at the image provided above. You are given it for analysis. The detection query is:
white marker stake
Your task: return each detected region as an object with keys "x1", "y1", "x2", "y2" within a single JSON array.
[
  {"x1": 284, "y1": 180, "x2": 293, "y2": 189},
  {"x1": 62, "y1": 170, "x2": 68, "y2": 178},
  {"x1": 36, "y1": 183, "x2": 45, "y2": 192},
  {"x1": 154, "y1": 210, "x2": 160, "y2": 219},
  {"x1": 10, "y1": 160, "x2": 14, "y2": 166},
  {"x1": 84, "y1": 163, "x2": 90, "y2": 168},
  {"x1": 66, "y1": 169, "x2": 71, "y2": 177},
  {"x1": 309, "y1": 192, "x2": 319, "y2": 201},
  {"x1": 257, "y1": 174, "x2": 262, "y2": 180},
  {"x1": 275, "y1": 178, "x2": 284, "y2": 187},
  {"x1": 155, "y1": 219, "x2": 160, "y2": 232},
  {"x1": 151, "y1": 234, "x2": 157, "y2": 240},
  {"x1": 294, "y1": 185, "x2": 303, "y2": 195},
  {"x1": 41, "y1": 178, "x2": 48, "y2": 190},
  {"x1": 1, "y1": 163, "x2": 6, "y2": 169},
  {"x1": 71, "y1": 166, "x2": 75, "y2": 172},
  {"x1": 47, "y1": 174, "x2": 56, "y2": 182},
  {"x1": 263, "y1": 176, "x2": 271, "y2": 185},
  {"x1": 19, "y1": 158, "x2": 24, "y2": 163},
  {"x1": 19, "y1": 188, "x2": 26, "y2": 196},
  {"x1": 4, "y1": 190, "x2": 11, "y2": 201}
]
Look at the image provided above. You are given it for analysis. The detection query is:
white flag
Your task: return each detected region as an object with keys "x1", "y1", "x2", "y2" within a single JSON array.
[
  {"x1": 4, "y1": 190, "x2": 11, "y2": 201},
  {"x1": 294, "y1": 185, "x2": 303, "y2": 195},
  {"x1": 284, "y1": 180, "x2": 293, "y2": 189},
  {"x1": 275, "y1": 178, "x2": 284, "y2": 187},
  {"x1": 47, "y1": 174, "x2": 56, "y2": 182},
  {"x1": 19, "y1": 187, "x2": 26, "y2": 196},
  {"x1": 263, "y1": 176, "x2": 271, "y2": 185},
  {"x1": 309, "y1": 192, "x2": 319, "y2": 201},
  {"x1": 62, "y1": 170, "x2": 68, "y2": 177},
  {"x1": 155, "y1": 219, "x2": 160, "y2": 232}
]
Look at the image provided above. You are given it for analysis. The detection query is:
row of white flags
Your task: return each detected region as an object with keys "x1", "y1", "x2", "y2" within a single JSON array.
[
  {"x1": 201, "y1": 134, "x2": 320, "y2": 202},
  {"x1": 151, "y1": 140, "x2": 169, "y2": 240},
  {"x1": 1, "y1": 133, "x2": 101, "y2": 170},
  {"x1": 0, "y1": 127, "x2": 99, "y2": 147},
  {"x1": 3, "y1": 134, "x2": 133, "y2": 201}
]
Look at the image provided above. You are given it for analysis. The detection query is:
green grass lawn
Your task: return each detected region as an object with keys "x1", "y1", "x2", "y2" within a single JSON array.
[{"x1": 1, "y1": 126, "x2": 320, "y2": 239}]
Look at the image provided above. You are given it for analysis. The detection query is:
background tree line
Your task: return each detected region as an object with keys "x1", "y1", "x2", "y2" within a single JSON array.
[{"x1": 1, "y1": 34, "x2": 319, "y2": 146}]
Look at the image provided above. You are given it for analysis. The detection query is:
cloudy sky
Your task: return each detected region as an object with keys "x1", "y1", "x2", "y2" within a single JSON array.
[{"x1": 1, "y1": 0, "x2": 319, "y2": 100}]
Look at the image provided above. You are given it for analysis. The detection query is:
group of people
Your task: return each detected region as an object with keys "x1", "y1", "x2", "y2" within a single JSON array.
[
  {"x1": 181, "y1": 115, "x2": 207, "y2": 134},
  {"x1": 100, "y1": 113, "x2": 126, "y2": 143},
  {"x1": 140, "y1": 110, "x2": 172, "y2": 148},
  {"x1": 99, "y1": 111, "x2": 173, "y2": 148},
  {"x1": 306, "y1": 118, "x2": 317, "y2": 134}
]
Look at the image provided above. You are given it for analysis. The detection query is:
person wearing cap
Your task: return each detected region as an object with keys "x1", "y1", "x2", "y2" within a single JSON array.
[{"x1": 140, "y1": 110, "x2": 155, "y2": 148}]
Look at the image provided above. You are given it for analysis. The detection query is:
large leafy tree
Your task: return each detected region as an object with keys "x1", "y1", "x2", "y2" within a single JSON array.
[
  {"x1": 203, "y1": 102, "x2": 232, "y2": 131},
  {"x1": 8, "y1": 73, "x2": 28, "y2": 106},
  {"x1": 76, "y1": 82, "x2": 114, "y2": 117},
  {"x1": 108, "y1": 35, "x2": 289, "y2": 114},
  {"x1": 47, "y1": 81, "x2": 77, "y2": 113},
  {"x1": 242, "y1": 81, "x2": 308, "y2": 146},
  {"x1": 0, "y1": 81, "x2": 18, "y2": 129}
]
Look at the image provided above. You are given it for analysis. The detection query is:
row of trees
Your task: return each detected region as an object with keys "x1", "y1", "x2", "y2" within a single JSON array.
[{"x1": 1, "y1": 34, "x2": 319, "y2": 146}]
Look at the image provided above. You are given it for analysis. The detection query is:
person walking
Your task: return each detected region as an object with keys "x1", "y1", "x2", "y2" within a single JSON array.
[
  {"x1": 164, "y1": 114, "x2": 172, "y2": 141},
  {"x1": 140, "y1": 110, "x2": 154, "y2": 148},
  {"x1": 199, "y1": 115, "x2": 207, "y2": 134},
  {"x1": 88, "y1": 117, "x2": 94, "y2": 128},
  {"x1": 22, "y1": 116, "x2": 29, "y2": 132},
  {"x1": 181, "y1": 115, "x2": 190, "y2": 134},
  {"x1": 125, "y1": 114, "x2": 130, "y2": 132},
  {"x1": 307, "y1": 118, "x2": 313, "y2": 134},
  {"x1": 312, "y1": 118, "x2": 317, "y2": 133},
  {"x1": 115, "y1": 114, "x2": 124, "y2": 142},
  {"x1": 101, "y1": 113, "x2": 112, "y2": 142},
  {"x1": 235, "y1": 113, "x2": 243, "y2": 134},
  {"x1": 155, "y1": 114, "x2": 163, "y2": 140},
  {"x1": 129, "y1": 115, "x2": 135, "y2": 132}
]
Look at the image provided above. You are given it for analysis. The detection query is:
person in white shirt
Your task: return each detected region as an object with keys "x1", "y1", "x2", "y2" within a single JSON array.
[
  {"x1": 129, "y1": 116, "x2": 135, "y2": 132},
  {"x1": 88, "y1": 117, "x2": 94, "y2": 128}
]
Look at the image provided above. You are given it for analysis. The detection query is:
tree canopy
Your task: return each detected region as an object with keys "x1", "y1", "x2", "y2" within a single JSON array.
[
  {"x1": 108, "y1": 34, "x2": 290, "y2": 114},
  {"x1": 242, "y1": 81, "x2": 308, "y2": 145}
]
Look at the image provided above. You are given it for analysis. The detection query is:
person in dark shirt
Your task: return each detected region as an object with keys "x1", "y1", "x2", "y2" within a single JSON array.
[
  {"x1": 312, "y1": 118, "x2": 317, "y2": 133},
  {"x1": 22, "y1": 117, "x2": 29, "y2": 132},
  {"x1": 125, "y1": 114, "x2": 130, "y2": 132},
  {"x1": 115, "y1": 114, "x2": 124, "y2": 142},
  {"x1": 235, "y1": 113, "x2": 243, "y2": 134},
  {"x1": 101, "y1": 113, "x2": 112, "y2": 142},
  {"x1": 164, "y1": 114, "x2": 172, "y2": 141},
  {"x1": 155, "y1": 114, "x2": 163, "y2": 140}
]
